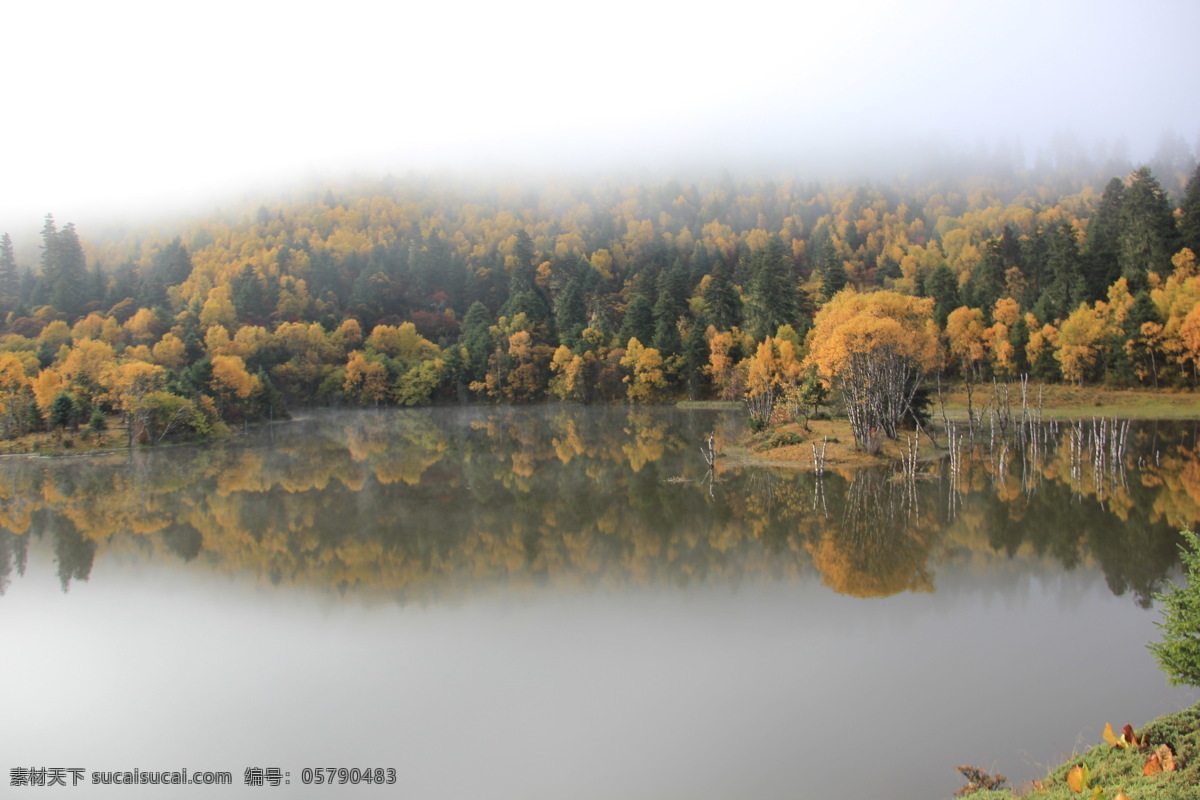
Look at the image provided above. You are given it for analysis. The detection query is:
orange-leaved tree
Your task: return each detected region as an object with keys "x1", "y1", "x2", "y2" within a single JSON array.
[{"x1": 805, "y1": 289, "x2": 940, "y2": 448}]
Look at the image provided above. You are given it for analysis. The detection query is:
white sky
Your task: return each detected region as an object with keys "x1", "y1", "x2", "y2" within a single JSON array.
[{"x1": 2, "y1": 0, "x2": 1199, "y2": 234}]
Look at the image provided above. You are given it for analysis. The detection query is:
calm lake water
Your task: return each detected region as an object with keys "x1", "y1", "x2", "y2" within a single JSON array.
[{"x1": 1, "y1": 406, "x2": 1197, "y2": 799}]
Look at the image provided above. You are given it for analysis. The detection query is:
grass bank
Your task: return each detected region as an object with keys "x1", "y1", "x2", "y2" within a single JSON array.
[
  {"x1": 958, "y1": 701, "x2": 1199, "y2": 799},
  {"x1": 938, "y1": 383, "x2": 1200, "y2": 421},
  {"x1": 0, "y1": 424, "x2": 131, "y2": 457}
]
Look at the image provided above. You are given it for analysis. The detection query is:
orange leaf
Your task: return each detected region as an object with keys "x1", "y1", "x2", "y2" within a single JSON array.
[
  {"x1": 1114, "y1": 792, "x2": 1130, "y2": 800},
  {"x1": 1067, "y1": 765, "x2": 1086, "y2": 792},
  {"x1": 1103, "y1": 722, "x2": 1124, "y2": 748},
  {"x1": 1156, "y1": 744, "x2": 1176, "y2": 772},
  {"x1": 1122, "y1": 723, "x2": 1140, "y2": 747},
  {"x1": 1143, "y1": 753, "x2": 1161, "y2": 776}
]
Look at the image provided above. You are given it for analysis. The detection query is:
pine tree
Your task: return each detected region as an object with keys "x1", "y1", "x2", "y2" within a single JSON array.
[
  {"x1": 808, "y1": 223, "x2": 846, "y2": 299},
  {"x1": 681, "y1": 317, "x2": 710, "y2": 400},
  {"x1": 744, "y1": 236, "x2": 797, "y2": 341},
  {"x1": 1149, "y1": 529, "x2": 1200, "y2": 687},
  {"x1": 927, "y1": 264, "x2": 960, "y2": 328},
  {"x1": 500, "y1": 230, "x2": 551, "y2": 328},
  {"x1": 702, "y1": 258, "x2": 742, "y2": 331},
  {"x1": 40, "y1": 217, "x2": 88, "y2": 318},
  {"x1": 1180, "y1": 163, "x2": 1200, "y2": 256},
  {"x1": 618, "y1": 293, "x2": 655, "y2": 348},
  {"x1": 141, "y1": 236, "x2": 192, "y2": 309},
  {"x1": 652, "y1": 263, "x2": 688, "y2": 356},
  {"x1": 0, "y1": 233, "x2": 17, "y2": 298},
  {"x1": 553, "y1": 276, "x2": 588, "y2": 350},
  {"x1": 1118, "y1": 167, "x2": 1180, "y2": 290},
  {"x1": 1041, "y1": 223, "x2": 1086, "y2": 322},
  {"x1": 966, "y1": 240, "x2": 1006, "y2": 315},
  {"x1": 1083, "y1": 177, "x2": 1126, "y2": 301},
  {"x1": 459, "y1": 302, "x2": 494, "y2": 385}
]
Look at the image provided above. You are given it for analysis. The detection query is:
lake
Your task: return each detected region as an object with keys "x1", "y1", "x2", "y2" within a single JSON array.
[{"x1": 1, "y1": 406, "x2": 1197, "y2": 799}]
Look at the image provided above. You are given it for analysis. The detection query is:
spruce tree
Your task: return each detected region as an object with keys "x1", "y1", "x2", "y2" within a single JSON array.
[
  {"x1": 618, "y1": 293, "x2": 655, "y2": 348},
  {"x1": 681, "y1": 317, "x2": 710, "y2": 400},
  {"x1": 702, "y1": 259, "x2": 742, "y2": 331},
  {"x1": 1118, "y1": 167, "x2": 1180, "y2": 289},
  {"x1": 1042, "y1": 222, "x2": 1086, "y2": 321},
  {"x1": 1083, "y1": 177, "x2": 1126, "y2": 300},
  {"x1": 927, "y1": 264, "x2": 960, "y2": 328},
  {"x1": 652, "y1": 263, "x2": 688, "y2": 355},
  {"x1": 1180, "y1": 163, "x2": 1200, "y2": 256},
  {"x1": 744, "y1": 236, "x2": 797, "y2": 341},
  {"x1": 40, "y1": 217, "x2": 88, "y2": 318},
  {"x1": 459, "y1": 302, "x2": 494, "y2": 385},
  {"x1": 966, "y1": 241, "x2": 1006, "y2": 315},
  {"x1": 0, "y1": 233, "x2": 17, "y2": 298},
  {"x1": 1149, "y1": 529, "x2": 1200, "y2": 687}
]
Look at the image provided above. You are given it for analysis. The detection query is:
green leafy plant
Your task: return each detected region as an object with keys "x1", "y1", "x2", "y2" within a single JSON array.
[{"x1": 1148, "y1": 528, "x2": 1200, "y2": 687}]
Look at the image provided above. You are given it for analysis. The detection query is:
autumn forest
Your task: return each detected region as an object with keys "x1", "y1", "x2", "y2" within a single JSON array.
[{"x1": 2, "y1": 151, "x2": 1200, "y2": 445}]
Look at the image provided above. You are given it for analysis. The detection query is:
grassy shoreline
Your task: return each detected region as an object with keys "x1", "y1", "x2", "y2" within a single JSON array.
[
  {"x1": 936, "y1": 383, "x2": 1200, "y2": 421},
  {"x1": 960, "y1": 702, "x2": 1199, "y2": 799},
  {"x1": 726, "y1": 384, "x2": 1200, "y2": 470}
]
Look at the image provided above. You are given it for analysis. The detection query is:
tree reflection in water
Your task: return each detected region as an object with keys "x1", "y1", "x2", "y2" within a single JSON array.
[{"x1": 0, "y1": 407, "x2": 1194, "y2": 604}]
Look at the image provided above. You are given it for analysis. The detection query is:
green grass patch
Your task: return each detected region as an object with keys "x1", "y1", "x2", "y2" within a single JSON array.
[{"x1": 959, "y1": 702, "x2": 1200, "y2": 799}]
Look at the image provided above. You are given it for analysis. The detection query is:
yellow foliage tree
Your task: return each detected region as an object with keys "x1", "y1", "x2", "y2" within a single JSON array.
[
  {"x1": 805, "y1": 289, "x2": 940, "y2": 447},
  {"x1": 621, "y1": 338, "x2": 667, "y2": 403},
  {"x1": 744, "y1": 336, "x2": 804, "y2": 426},
  {"x1": 343, "y1": 351, "x2": 389, "y2": 405},
  {"x1": 30, "y1": 369, "x2": 65, "y2": 416},
  {"x1": 151, "y1": 333, "x2": 188, "y2": 371},
  {"x1": 124, "y1": 308, "x2": 163, "y2": 347},
  {"x1": 548, "y1": 345, "x2": 587, "y2": 401},
  {"x1": 101, "y1": 361, "x2": 167, "y2": 443},
  {"x1": 199, "y1": 286, "x2": 238, "y2": 331},
  {"x1": 1055, "y1": 303, "x2": 1105, "y2": 385},
  {"x1": 59, "y1": 338, "x2": 117, "y2": 406},
  {"x1": 0, "y1": 352, "x2": 33, "y2": 437}
]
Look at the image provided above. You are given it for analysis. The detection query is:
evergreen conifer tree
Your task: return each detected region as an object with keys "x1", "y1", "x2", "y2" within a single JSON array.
[
  {"x1": 1118, "y1": 167, "x2": 1180, "y2": 289},
  {"x1": 0, "y1": 233, "x2": 17, "y2": 299},
  {"x1": 744, "y1": 236, "x2": 797, "y2": 341},
  {"x1": 1084, "y1": 177, "x2": 1126, "y2": 300},
  {"x1": 702, "y1": 258, "x2": 742, "y2": 331},
  {"x1": 1179, "y1": 163, "x2": 1200, "y2": 256}
]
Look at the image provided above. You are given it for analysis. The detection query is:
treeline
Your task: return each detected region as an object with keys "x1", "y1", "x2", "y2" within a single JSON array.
[{"x1": 1, "y1": 160, "x2": 1199, "y2": 441}]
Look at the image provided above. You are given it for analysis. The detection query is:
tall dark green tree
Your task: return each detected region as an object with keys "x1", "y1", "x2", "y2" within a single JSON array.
[
  {"x1": 744, "y1": 236, "x2": 797, "y2": 341},
  {"x1": 965, "y1": 240, "x2": 1006, "y2": 315},
  {"x1": 1038, "y1": 222, "x2": 1086, "y2": 322},
  {"x1": 652, "y1": 262, "x2": 688, "y2": 355},
  {"x1": 702, "y1": 258, "x2": 742, "y2": 331},
  {"x1": 927, "y1": 263, "x2": 960, "y2": 328},
  {"x1": 459, "y1": 301, "x2": 494, "y2": 385},
  {"x1": 1179, "y1": 163, "x2": 1200, "y2": 256},
  {"x1": 1083, "y1": 177, "x2": 1126, "y2": 301},
  {"x1": 1118, "y1": 167, "x2": 1180, "y2": 290},
  {"x1": 141, "y1": 237, "x2": 192, "y2": 309},
  {"x1": 0, "y1": 233, "x2": 17, "y2": 299},
  {"x1": 680, "y1": 317, "x2": 710, "y2": 400},
  {"x1": 500, "y1": 229, "x2": 551, "y2": 328},
  {"x1": 808, "y1": 223, "x2": 846, "y2": 298},
  {"x1": 553, "y1": 274, "x2": 588, "y2": 350},
  {"x1": 618, "y1": 291, "x2": 655, "y2": 347},
  {"x1": 232, "y1": 263, "x2": 271, "y2": 324},
  {"x1": 40, "y1": 216, "x2": 88, "y2": 318}
]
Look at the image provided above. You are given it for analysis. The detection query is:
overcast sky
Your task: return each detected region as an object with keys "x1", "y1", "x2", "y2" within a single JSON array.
[{"x1": 3, "y1": 0, "x2": 1199, "y2": 234}]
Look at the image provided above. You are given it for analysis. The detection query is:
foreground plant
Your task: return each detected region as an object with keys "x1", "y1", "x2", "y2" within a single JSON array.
[{"x1": 1148, "y1": 528, "x2": 1200, "y2": 686}]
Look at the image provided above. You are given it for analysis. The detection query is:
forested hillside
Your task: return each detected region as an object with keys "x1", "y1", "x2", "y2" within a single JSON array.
[{"x1": 2, "y1": 156, "x2": 1199, "y2": 443}]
